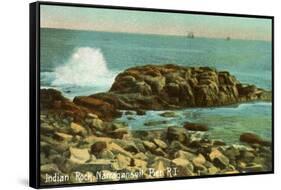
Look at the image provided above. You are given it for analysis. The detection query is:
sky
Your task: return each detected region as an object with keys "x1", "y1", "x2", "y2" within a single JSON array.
[{"x1": 40, "y1": 5, "x2": 272, "y2": 41}]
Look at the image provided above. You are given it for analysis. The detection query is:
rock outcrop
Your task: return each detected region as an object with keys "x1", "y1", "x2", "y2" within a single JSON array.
[
  {"x1": 40, "y1": 89, "x2": 89, "y2": 122},
  {"x1": 41, "y1": 88, "x2": 121, "y2": 122},
  {"x1": 74, "y1": 64, "x2": 271, "y2": 112}
]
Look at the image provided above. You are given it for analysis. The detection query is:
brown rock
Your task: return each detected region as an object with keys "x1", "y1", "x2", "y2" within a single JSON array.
[
  {"x1": 90, "y1": 141, "x2": 107, "y2": 155},
  {"x1": 73, "y1": 96, "x2": 121, "y2": 120},
  {"x1": 184, "y1": 122, "x2": 208, "y2": 131},
  {"x1": 40, "y1": 89, "x2": 88, "y2": 122},
  {"x1": 240, "y1": 133, "x2": 271, "y2": 146}
]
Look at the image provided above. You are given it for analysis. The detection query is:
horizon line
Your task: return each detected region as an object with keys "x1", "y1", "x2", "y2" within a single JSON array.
[{"x1": 41, "y1": 27, "x2": 272, "y2": 42}]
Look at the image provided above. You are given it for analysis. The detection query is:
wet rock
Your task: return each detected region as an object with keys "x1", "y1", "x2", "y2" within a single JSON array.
[
  {"x1": 127, "y1": 116, "x2": 135, "y2": 120},
  {"x1": 160, "y1": 111, "x2": 177, "y2": 117},
  {"x1": 144, "y1": 120, "x2": 168, "y2": 126},
  {"x1": 240, "y1": 133, "x2": 271, "y2": 146},
  {"x1": 124, "y1": 110, "x2": 134, "y2": 115},
  {"x1": 184, "y1": 122, "x2": 208, "y2": 131},
  {"x1": 136, "y1": 109, "x2": 146, "y2": 115},
  {"x1": 212, "y1": 139, "x2": 226, "y2": 146}
]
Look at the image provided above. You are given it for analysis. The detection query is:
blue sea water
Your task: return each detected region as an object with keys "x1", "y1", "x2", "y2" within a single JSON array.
[{"x1": 40, "y1": 28, "x2": 272, "y2": 143}]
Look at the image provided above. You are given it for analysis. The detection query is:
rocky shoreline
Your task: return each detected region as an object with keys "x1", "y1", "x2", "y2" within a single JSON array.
[
  {"x1": 40, "y1": 65, "x2": 272, "y2": 185},
  {"x1": 40, "y1": 111, "x2": 272, "y2": 185}
]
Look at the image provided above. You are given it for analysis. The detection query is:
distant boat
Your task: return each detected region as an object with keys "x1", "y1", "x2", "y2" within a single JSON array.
[
  {"x1": 226, "y1": 36, "x2": 231, "y2": 41},
  {"x1": 187, "y1": 32, "x2": 195, "y2": 39}
]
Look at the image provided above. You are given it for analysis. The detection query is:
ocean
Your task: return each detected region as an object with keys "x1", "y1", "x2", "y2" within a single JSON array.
[{"x1": 40, "y1": 28, "x2": 272, "y2": 144}]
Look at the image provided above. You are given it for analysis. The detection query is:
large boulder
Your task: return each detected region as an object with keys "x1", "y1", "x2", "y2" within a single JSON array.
[{"x1": 74, "y1": 64, "x2": 271, "y2": 114}]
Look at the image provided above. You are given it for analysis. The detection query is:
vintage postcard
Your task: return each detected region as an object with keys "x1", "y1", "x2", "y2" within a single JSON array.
[{"x1": 29, "y1": 1, "x2": 273, "y2": 188}]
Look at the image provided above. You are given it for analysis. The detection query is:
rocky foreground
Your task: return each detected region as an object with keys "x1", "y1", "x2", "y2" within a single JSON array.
[
  {"x1": 40, "y1": 65, "x2": 272, "y2": 185},
  {"x1": 40, "y1": 110, "x2": 272, "y2": 185}
]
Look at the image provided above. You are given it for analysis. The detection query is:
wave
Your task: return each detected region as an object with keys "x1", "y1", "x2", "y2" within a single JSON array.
[{"x1": 52, "y1": 47, "x2": 116, "y2": 87}]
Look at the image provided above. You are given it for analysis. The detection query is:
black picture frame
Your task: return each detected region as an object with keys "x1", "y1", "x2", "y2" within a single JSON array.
[{"x1": 30, "y1": 1, "x2": 274, "y2": 189}]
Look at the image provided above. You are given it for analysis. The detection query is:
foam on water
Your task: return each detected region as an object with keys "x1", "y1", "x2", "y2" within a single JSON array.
[
  {"x1": 116, "y1": 102, "x2": 272, "y2": 144},
  {"x1": 52, "y1": 47, "x2": 116, "y2": 87}
]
